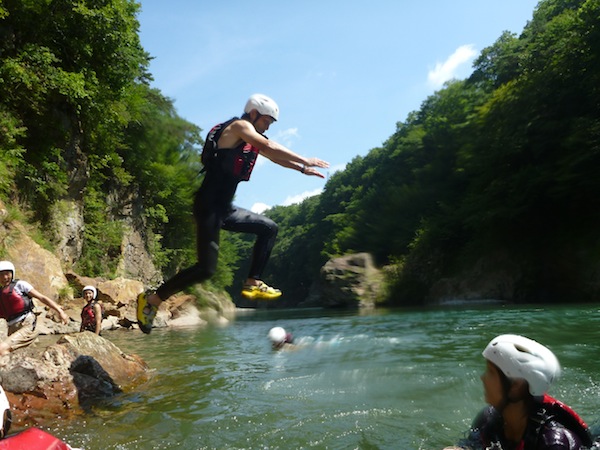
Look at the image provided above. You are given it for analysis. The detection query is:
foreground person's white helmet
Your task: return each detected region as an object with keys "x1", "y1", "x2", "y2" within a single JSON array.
[
  {"x1": 268, "y1": 327, "x2": 287, "y2": 344},
  {"x1": 82, "y1": 285, "x2": 97, "y2": 299},
  {"x1": 244, "y1": 94, "x2": 279, "y2": 121},
  {"x1": 483, "y1": 334, "x2": 560, "y2": 396},
  {"x1": 0, "y1": 261, "x2": 15, "y2": 278}
]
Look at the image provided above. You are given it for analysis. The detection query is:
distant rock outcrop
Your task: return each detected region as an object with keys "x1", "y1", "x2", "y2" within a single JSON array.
[{"x1": 317, "y1": 253, "x2": 384, "y2": 308}]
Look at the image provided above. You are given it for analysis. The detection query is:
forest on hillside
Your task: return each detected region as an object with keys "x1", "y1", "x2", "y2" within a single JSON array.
[{"x1": 1, "y1": 0, "x2": 599, "y2": 306}]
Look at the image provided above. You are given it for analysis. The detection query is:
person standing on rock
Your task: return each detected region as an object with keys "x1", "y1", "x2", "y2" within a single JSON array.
[
  {"x1": 80, "y1": 285, "x2": 103, "y2": 335},
  {"x1": 0, "y1": 260, "x2": 69, "y2": 355},
  {"x1": 137, "y1": 94, "x2": 329, "y2": 333}
]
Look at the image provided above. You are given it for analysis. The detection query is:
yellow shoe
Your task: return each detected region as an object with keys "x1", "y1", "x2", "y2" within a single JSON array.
[
  {"x1": 136, "y1": 292, "x2": 158, "y2": 334},
  {"x1": 241, "y1": 281, "x2": 282, "y2": 300}
]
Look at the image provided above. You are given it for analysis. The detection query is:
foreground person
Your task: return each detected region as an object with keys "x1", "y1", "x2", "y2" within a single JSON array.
[
  {"x1": 444, "y1": 334, "x2": 592, "y2": 450},
  {"x1": 0, "y1": 261, "x2": 69, "y2": 356},
  {"x1": 137, "y1": 94, "x2": 329, "y2": 334}
]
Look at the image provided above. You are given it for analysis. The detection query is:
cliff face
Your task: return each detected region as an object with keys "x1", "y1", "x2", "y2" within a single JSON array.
[
  {"x1": 42, "y1": 193, "x2": 162, "y2": 288},
  {"x1": 310, "y1": 253, "x2": 385, "y2": 309}
]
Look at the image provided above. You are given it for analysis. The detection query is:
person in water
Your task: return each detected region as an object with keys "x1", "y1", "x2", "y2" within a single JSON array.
[
  {"x1": 0, "y1": 260, "x2": 69, "y2": 356},
  {"x1": 268, "y1": 326, "x2": 295, "y2": 351},
  {"x1": 444, "y1": 334, "x2": 592, "y2": 450},
  {"x1": 80, "y1": 285, "x2": 103, "y2": 335},
  {"x1": 137, "y1": 94, "x2": 329, "y2": 334}
]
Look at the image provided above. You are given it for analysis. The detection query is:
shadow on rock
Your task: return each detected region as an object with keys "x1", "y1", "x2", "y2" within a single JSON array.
[
  {"x1": 0, "y1": 332, "x2": 149, "y2": 427},
  {"x1": 69, "y1": 354, "x2": 122, "y2": 411}
]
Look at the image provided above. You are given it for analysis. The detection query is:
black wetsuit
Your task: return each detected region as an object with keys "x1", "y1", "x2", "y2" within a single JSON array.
[
  {"x1": 156, "y1": 119, "x2": 278, "y2": 300},
  {"x1": 458, "y1": 404, "x2": 588, "y2": 450}
]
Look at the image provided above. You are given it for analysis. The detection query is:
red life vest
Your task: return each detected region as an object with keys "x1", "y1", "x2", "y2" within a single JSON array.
[
  {"x1": 81, "y1": 300, "x2": 102, "y2": 332},
  {"x1": 0, "y1": 280, "x2": 33, "y2": 321},
  {"x1": 201, "y1": 118, "x2": 260, "y2": 181},
  {"x1": 536, "y1": 394, "x2": 592, "y2": 447}
]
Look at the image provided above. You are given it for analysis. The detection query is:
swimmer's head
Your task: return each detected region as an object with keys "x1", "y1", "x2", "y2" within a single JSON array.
[{"x1": 268, "y1": 327, "x2": 293, "y2": 349}]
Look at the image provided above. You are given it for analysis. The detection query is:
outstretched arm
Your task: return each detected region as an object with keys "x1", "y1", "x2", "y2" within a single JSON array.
[
  {"x1": 228, "y1": 120, "x2": 330, "y2": 178},
  {"x1": 93, "y1": 302, "x2": 103, "y2": 335},
  {"x1": 28, "y1": 288, "x2": 69, "y2": 324}
]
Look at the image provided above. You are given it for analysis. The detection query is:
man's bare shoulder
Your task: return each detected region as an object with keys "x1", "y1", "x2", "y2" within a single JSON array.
[
  {"x1": 221, "y1": 118, "x2": 268, "y2": 149},
  {"x1": 219, "y1": 119, "x2": 250, "y2": 147}
]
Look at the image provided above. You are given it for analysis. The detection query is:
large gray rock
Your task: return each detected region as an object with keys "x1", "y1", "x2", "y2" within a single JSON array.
[
  {"x1": 0, "y1": 332, "x2": 149, "y2": 427},
  {"x1": 318, "y1": 253, "x2": 384, "y2": 308}
]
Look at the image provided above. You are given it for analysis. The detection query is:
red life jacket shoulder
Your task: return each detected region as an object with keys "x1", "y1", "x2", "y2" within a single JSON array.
[
  {"x1": 540, "y1": 394, "x2": 592, "y2": 446},
  {"x1": 201, "y1": 118, "x2": 260, "y2": 181},
  {"x1": 0, "y1": 280, "x2": 33, "y2": 320}
]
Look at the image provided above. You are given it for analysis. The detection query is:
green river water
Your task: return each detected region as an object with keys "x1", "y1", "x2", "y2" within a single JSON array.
[{"x1": 37, "y1": 304, "x2": 600, "y2": 449}]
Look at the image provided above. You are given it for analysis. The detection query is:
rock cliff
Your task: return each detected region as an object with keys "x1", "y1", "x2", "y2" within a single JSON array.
[{"x1": 315, "y1": 253, "x2": 385, "y2": 308}]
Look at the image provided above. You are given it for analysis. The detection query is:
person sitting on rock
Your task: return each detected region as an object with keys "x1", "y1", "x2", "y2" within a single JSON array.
[
  {"x1": 80, "y1": 285, "x2": 103, "y2": 335},
  {"x1": 0, "y1": 260, "x2": 69, "y2": 356}
]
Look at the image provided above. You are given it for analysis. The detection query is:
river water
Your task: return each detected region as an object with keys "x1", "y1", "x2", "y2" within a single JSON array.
[{"x1": 41, "y1": 304, "x2": 600, "y2": 449}]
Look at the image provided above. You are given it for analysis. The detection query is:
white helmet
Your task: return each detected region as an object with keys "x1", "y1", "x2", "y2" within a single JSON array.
[
  {"x1": 483, "y1": 334, "x2": 560, "y2": 396},
  {"x1": 244, "y1": 94, "x2": 279, "y2": 121},
  {"x1": 0, "y1": 261, "x2": 15, "y2": 278},
  {"x1": 82, "y1": 285, "x2": 97, "y2": 299},
  {"x1": 268, "y1": 327, "x2": 287, "y2": 344}
]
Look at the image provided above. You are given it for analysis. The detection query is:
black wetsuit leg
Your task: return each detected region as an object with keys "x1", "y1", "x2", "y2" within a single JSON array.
[
  {"x1": 222, "y1": 206, "x2": 278, "y2": 280},
  {"x1": 155, "y1": 194, "x2": 222, "y2": 300}
]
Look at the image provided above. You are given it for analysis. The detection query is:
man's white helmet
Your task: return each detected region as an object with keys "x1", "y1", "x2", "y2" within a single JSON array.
[
  {"x1": 0, "y1": 261, "x2": 15, "y2": 278},
  {"x1": 268, "y1": 327, "x2": 287, "y2": 344},
  {"x1": 483, "y1": 334, "x2": 561, "y2": 396},
  {"x1": 244, "y1": 94, "x2": 279, "y2": 121},
  {"x1": 82, "y1": 285, "x2": 97, "y2": 299}
]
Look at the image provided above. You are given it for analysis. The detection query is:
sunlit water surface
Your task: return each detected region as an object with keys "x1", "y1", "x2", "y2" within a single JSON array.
[{"x1": 35, "y1": 304, "x2": 600, "y2": 449}]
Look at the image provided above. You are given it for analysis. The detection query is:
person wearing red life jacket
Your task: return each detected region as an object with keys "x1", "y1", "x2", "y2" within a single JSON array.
[
  {"x1": 80, "y1": 285, "x2": 103, "y2": 335},
  {"x1": 0, "y1": 261, "x2": 69, "y2": 356},
  {"x1": 136, "y1": 94, "x2": 329, "y2": 334},
  {"x1": 445, "y1": 334, "x2": 592, "y2": 450}
]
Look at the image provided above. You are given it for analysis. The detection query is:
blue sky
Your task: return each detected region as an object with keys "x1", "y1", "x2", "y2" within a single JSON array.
[{"x1": 137, "y1": 1, "x2": 539, "y2": 213}]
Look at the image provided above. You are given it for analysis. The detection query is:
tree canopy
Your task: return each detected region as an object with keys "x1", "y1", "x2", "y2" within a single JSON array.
[{"x1": 1, "y1": 0, "x2": 598, "y2": 304}]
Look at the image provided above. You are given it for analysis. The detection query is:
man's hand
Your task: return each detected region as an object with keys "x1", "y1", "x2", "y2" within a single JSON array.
[{"x1": 305, "y1": 157, "x2": 330, "y2": 169}]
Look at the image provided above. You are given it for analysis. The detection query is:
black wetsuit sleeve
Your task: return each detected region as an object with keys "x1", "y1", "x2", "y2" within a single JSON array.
[
  {"x1": 453, "y1": 407, "x2": 496, "y2": 449},
  {"x1": 538, "y1": 421, "x2": 584, "y2": 450}
]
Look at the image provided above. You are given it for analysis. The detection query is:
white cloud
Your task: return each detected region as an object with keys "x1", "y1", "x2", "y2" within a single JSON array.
[
  {"x1": 427, "y1": 44, "x2": 478, "y2": 89},
  {"x1": 250, "y1": 188, "x2": 322, "y2": 214},
  {"x1": 328, "y1": 163, "x2": 346, "y2": 174},
  {"x1": 273, "y1": 127, "x2": 299, "y2": 148},
  {"x1": 283, "y1": 188, "x2": 323, "y2": 206},
  {"x1": 251, "y1": 202, "x2": 270, "y2": 214}
]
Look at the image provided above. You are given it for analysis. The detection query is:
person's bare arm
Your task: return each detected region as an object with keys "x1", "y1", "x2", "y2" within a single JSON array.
[
  {"x1": 28, "y1": 288, "x2": 69, "y2": 324},
  {"x1": 93, "y1": 303, "x2": 102, "y2": 335},
  {"x1": 226, "y1": 120, "x2": 329, "y2": 177}
]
